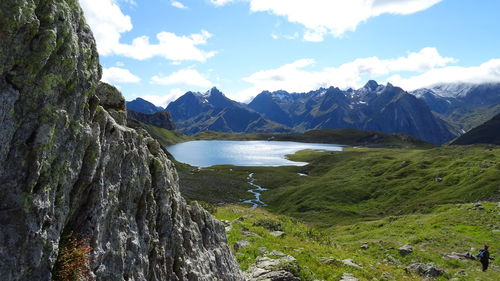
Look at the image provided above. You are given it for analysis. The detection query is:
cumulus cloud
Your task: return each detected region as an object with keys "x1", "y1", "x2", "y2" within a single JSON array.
[
  {"x1": 140, "y1": 88, "x2": 186, "y2": 107},
  {"x1": 102, "y1": 67, "x2": 141, "y2": 84},
  {"x1": 151, "y1": 69, "x2": 213, "y2": 88},
  {"x1": 171, "y1": 1, "x2": 188, "y2": 9},
  {"x1": 233, "y1": 47, "x2": 500, "y2": 102},
  {"x1": 210, "y1": 0, "x2": 442, "y2": 41},
  {"x1": 79, "y1": 0, "x2": 215, "y2": 62}
]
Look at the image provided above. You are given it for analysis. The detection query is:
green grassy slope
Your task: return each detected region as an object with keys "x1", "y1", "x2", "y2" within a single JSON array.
[
  {"x1": 262, "y1": 146, "x2": 499, "y2": 225},
  {"x1": 451, "y1": 113, "x2": 500, "y2": 145},
  {"x1": 127, "y1": 119, "x2": 189, "y2": 146},
  {"x1": 216, "y1": 203, "x2": 499, "y2": 281}
]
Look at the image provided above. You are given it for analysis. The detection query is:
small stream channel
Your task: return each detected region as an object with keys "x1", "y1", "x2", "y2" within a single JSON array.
[{"x1": 241, "y1": 173, "x2": 268, "y2": 208}]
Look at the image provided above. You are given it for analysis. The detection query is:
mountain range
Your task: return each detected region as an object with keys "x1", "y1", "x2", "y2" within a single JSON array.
[
  {"x1": 128, "y1": 81, "x2": 500, "y2": 145},
  {"x1": 411, "y1": 83, "x2": 500, "y2": 134},
  {"x1": 165, "y1": 87, "x2": 292, "y2": 134}
]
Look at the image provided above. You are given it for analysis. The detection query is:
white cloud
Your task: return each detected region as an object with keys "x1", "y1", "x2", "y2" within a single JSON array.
[
  {"x1": 151, "y1": 69, "x2": 213, "y2": 88},
  {"x1": 210, "y1": 0, "x2": 442, "y2": 40},
  {"x1": 171, "y1": 1, "x2": 188, "y2": 9},
  {"x1": 79, "y1": 0, "x2": 215, "y2": 62},
  {"x1": 112, "y1": 30, "x2": 216, "y2": 61},
  {"x1": 79, "y1": 0, "x2": 132, "y2": 55},
  {"x1": 140, "y1": 88, "x2": 186, "y2": 107},
  {"x1": 210, "y1": 0, "x2": 236, "y2": 6},
  {"x1": 232, "y1": 47, "x2": 493, "y2": 102},
  {"x1": 271, "y1": 32, "x2": 300, "y2": 40},
  {"x1": 102, "y1": 67, "x2": 141, "y2": 84},
  {"x1": 387, "y1": 59, "x2": 500, "y2": 90}
]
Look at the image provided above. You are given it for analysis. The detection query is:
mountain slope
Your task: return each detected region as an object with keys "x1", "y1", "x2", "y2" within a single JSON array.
[
  {"x1": 451, "y1": 113, "x2": 500, "y2": 145},
  {"x1": 127, "y1": 97, "x2": 164, "y2": 114},
  {"x1": 412, "y1": 83, "x2": 500, "y2": 133},
  {"x1": 127, "y1": 109, "x2": 177, "y2": 130},
  {"x1": 0, "y1": 1, "x2": 242, "y2": 280},
  {"x1": 167, "y1": 87, "x2": 292, "y2": 134},
  {"x1": 248, "y1": 81, "x2": 454, "y2": 145}
]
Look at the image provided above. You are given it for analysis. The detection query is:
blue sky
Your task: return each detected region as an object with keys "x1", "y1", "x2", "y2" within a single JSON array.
[{"x1": 79, "y1": 0, "x2": 500, "y2": 107}]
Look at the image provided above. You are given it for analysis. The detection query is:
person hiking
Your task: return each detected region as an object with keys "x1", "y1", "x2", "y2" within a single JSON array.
[{"x1": 477, "y1": 244, "x2": 494, "y2": 271}]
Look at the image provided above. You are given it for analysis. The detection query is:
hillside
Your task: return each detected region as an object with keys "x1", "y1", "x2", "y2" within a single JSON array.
[
  {"x1": 127, "y1": 109, "x2": 177, "y2": 130},
  {"x1": 127, "y1": 119, "x2": 188, "y2": 146},
  {"x1": 192, "y1": 129, "x2": 433, "y2": 148},
  {"x1": 216, "y1": 203, "x2": 499, "y2": 281},
  {"x1": 262, "y1": 146, "x2": 499, "y2": 225},
  {"x1": 175, "y1": 146, "x2": 499, "y2": 226},
  {"x1": 451, "y1": 113, "x2": 500, "y2": 145}
]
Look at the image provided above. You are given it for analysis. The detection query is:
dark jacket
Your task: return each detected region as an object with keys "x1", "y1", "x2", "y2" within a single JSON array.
[{"x1": 478, "y1": 249, "x2": 490, "y2": 262}]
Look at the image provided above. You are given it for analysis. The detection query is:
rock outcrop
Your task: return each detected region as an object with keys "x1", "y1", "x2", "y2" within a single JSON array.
[
  {"x1": 244, "y1": 255, "x2": 301, "y2": 281},
  {"x1": 0, "y1": 0, "x2": 242, "y2": 280},
  {"x1": 406, "y1": 263, "x2": 445, "y2": 278}
]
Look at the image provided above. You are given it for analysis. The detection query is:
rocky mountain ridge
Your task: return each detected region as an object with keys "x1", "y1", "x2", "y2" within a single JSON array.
[
  {"x1": 166, "y1": 87, "x2": 292, "y2": 134},
  {"x1": 162, "y1": 81, "x2": 458, "y2": 144},
  {"x1": 248, "y1": 81, "x2": 454, "y2": 145},
  {"x1": 411, "y1": 82, "x2": 500, "y2": 133},
  {"x1": 0, "y1": 0, "x2": 242, "y2": 280}
]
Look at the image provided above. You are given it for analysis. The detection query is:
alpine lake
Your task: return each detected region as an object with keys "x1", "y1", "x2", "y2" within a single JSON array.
[{"x1": 165, "y1": 140, "x2": 343, "y2": 167}]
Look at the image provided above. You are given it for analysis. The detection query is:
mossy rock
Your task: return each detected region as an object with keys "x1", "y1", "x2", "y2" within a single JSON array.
[{"x1": 95, "y1": 82, "x2": 125, "y2": 111}]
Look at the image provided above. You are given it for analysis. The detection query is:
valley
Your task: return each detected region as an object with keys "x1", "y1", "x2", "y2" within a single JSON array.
[
  {"x1": 2, "y1": 0, "x2": 498, "y2": 280},
  {"x1": 172, "y1": 143, "x2": 499, "y2": 280}
]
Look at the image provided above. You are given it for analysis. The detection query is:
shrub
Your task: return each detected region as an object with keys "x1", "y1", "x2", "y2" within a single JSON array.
[{"x1": 52, "y1": 233, "x2": 92, "y2": 281}]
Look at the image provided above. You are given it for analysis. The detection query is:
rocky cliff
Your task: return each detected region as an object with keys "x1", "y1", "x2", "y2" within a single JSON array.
[{"x1": 0, "y1": 0, "x2": 242, "y2": 280}]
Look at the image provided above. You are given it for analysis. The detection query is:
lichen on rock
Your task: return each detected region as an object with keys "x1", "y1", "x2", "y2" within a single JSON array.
[{"x1": 0, "y1": 0, "x2": 242, "y2": 280}]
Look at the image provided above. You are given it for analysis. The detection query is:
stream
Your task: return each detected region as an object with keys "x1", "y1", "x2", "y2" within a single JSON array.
[{"x1": 241, "y1": 173, "x2": 268, "y2": 209}]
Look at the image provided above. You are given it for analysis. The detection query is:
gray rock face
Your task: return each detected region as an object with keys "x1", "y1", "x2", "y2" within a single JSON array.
[{"x1": 0, "y1": 0, "x2": 242, "y2": 280}]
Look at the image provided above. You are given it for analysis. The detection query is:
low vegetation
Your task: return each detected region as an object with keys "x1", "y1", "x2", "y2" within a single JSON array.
[
  {"x1": 127, "y1": 119, "x2": 189, "y2": 146},
  {"x1": 216, "y1": 203, "x2": 499, "y2": 280},
  {"x1": 264, "y1": 145, "x2": 499, "y2": 225},
  {"x1": 52, "y1": 233, "x2": 92, "y2": 281}
]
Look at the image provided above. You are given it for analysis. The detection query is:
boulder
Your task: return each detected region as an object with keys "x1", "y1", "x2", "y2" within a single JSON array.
[
  {"x1": 234, "y1": 240, "x2": 251, "y2": 251},
  {"x1": 244, "y1": 256, "x2": 300, "y2": 281},
  {"x1": 442, "y1": 252, "x2": 475, "y2": 260},
  {"x1": 398, "y1": 244, "x2": 413, "y2": 256},
  {"x1": 407, "y1": 263, "x2": 445, "y2": 278},
  {"x1": 342, "y1": 259, "x2": 362, "y2": 269},
  {"x1": 270, "y1": 231, "x2": 286, "y2": 237}
]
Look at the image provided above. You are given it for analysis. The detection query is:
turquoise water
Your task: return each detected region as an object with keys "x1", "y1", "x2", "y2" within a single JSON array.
[{"x1": 166, "y1": 140, "x2": 343, "y2": 167}]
